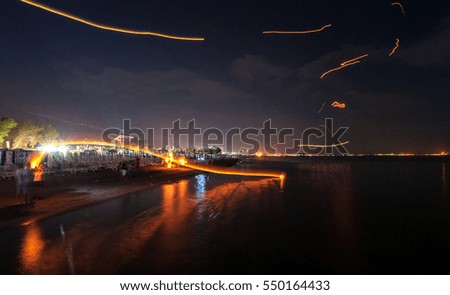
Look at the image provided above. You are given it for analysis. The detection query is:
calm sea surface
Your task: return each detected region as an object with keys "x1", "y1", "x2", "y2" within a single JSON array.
[{"x1": 0, "y1": 157, "x2": 449, "y2": 274}]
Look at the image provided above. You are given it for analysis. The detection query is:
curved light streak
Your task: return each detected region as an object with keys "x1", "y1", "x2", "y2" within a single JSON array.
[
  {"x1": 320, "y1": 61, "x2": 360, "y2": 79},
  {"x1": 263, "y1": 24, "x2": 332, "y2": 35},
  {"x1": 153, "y1": 152, "x2": 284, "y2": 179},
  {"x1": 317, "y1": 102, "x2": 326, "y2": 114},
  {"x1": 21, "y1": 0, "x2": 205, "y2": 41},
  {"x1": 298, "y1": 141, "x2": 350, "y2": 148},
  {"x1": 182, "y1": 162, "x2": 285, "y2": 179},
  {"x1": 320, "y1": 54, "x2": 368, "y2": 79},
  {"x1": 340, "y1": 54, "x2": 369, "y2": 66},
  {"x1": 389, "y1": 38, "x2": 400, "y2": 57},
  {"x1": 331, "y1": 101, "x2": 346, "y2": 109},
  {"x1": 391, "y1": 2, "x2": 406, "y2": 16},
  {"x1": 41, "y1": 140, "x2": 285, "y2": 179}
]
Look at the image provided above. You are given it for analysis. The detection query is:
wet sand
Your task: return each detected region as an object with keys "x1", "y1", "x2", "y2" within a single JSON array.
[{"x1": 0, "y1": 166, "x2": 198, "y2": 229}]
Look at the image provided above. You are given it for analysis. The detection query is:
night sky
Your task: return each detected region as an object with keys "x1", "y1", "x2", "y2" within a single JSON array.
[{"x1": 1, "y1": 0, "x2": 449, "y2": 153}]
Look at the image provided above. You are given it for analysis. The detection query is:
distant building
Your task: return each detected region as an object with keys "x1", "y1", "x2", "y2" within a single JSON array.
[{"x1": 111, "y1": 133, "x2": 141, "y2": 147}]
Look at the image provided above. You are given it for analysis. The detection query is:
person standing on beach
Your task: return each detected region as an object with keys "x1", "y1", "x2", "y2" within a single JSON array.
[
  {"x1": 126, "y1": 160, "x2": 133, "y2": 179},
  {"x1": 14, "y1": 163, "x2": 31, "y2": 204},
  {"x1": 55, "y1": 161, "x2": 63, "y2": 176},
  {"x1": 135, "y1": 156, "x2": 140, "y2": 172},
  {"x1": 120, "y1": 161, "x2": 128, "y2": 180}
]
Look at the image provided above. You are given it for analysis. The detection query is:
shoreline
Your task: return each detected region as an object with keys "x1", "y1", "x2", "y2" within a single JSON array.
[{"x1": 0, "y1": 166, "x2": 199, "y2": 230}]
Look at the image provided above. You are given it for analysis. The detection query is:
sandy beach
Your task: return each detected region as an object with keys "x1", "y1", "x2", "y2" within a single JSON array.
[{"x1": 0, "y1": 166, "x2": 198, "y2": 229}]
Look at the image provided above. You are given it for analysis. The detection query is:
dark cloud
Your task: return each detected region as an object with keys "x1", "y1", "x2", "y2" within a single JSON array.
[
  {"x1": 397, "y1": 17, "x2": 450, "y2": 67},
  {"x1": 56, "y1": 66, "x2": 262, "y2": 128},
  {"x1": 1, "y1": 0, "x2": 449, "y2": 152},
  {"x1": 230, "y1": 55, "x2": 296, "y2": 84}
]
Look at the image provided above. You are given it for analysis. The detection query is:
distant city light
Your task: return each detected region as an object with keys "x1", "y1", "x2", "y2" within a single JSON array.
[
  {"x1": 298, "y1": 141, "x2": 350, "y2": 148},
  {"x1": 39, "y1": 144, "x2": 68, "y2": 153}
]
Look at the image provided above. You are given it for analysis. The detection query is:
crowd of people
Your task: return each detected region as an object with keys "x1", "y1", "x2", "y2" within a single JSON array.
[
  {"x1": 118, "y1": 157, "x2": 141, "y2": 180},
  {"x1": 10, "y1": 152, "x2": 157, "y2": 205}
]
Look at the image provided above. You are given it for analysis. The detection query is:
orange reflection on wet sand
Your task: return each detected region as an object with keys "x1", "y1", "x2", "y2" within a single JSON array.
[
  {"x1": 15, "y1": 177, "x2": 281, "y2": 274},
  {"x1": 161, "y1": 180, "x2": 193, "y2": 233},
  {"x1": 20, "y1": 224, "x2": 45, "y2": 274}
]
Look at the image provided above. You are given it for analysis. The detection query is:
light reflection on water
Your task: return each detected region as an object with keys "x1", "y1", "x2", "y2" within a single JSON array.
[
  {"x1": 443, "y1": 163, "x2": 447, "y2": 198},
  {"x1": 195, "y1": 174, "x2": 208, "y2": 201},
  {"x1": 1, "y1": 157, "x2": 448, "y2": 274},
  {"x1": 14, "y1": 174, "x2": 276, "y2": 274},
  {"x1": 20, "y1": 224, "x2": 45, "y2": 274}
]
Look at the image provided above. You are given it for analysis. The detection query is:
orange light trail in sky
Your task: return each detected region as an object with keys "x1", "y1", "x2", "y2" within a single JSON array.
[
  {"x1": 150, "y1": 152, "x2": 284, "y2": 179},
  {"x1": 389, "y1": 38, "x2": 400, "y2": 57},
  {"x1": 340, "y1": 54, "x2": 369, "y2": 66},
  {"x1": 20, "y1": 0, "x2": 205, "y2": 41},
  {"x1": 331, "y1": 101, "x2": 346, "y2": 108},
  {"x1": 320, "y1": 61, "x2": 359, "y2": 79},
  {"x1": 51, "y1": 141, "x2": 284, "y2": 179},
  {"x1": 320, "y1": 54, "x2": 368, "y2": 79},
  {"x1": 317, "y1": 102, "x2": 326, "y2": 114},
  {"x1": 391, "y1": 2, "x2": 406, "y2": 16},
  {"x1": 183, "y1": 162, "x2": 285, "y2": 179},
  {"x1": 263, "y1": 24, "x2": 332, "y2": 35},
  {"x1": 298, "y1": 141, "x2": 350, "y2": 148},
  {"x1": 62, "y1": 140, "x2": 119, "y2": 149}
]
